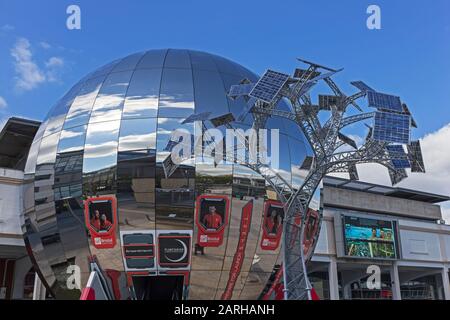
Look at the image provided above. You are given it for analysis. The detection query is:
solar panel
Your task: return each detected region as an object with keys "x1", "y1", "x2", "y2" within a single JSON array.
[
  {"x1": 386, "y1": 145, "x2": 411, "y2": 169},
  {"x1": 162, "y1": 154, "x2": 178, "y2": 178},
  {"x1": 319, "y1": 95, "x2": 342, "y2": 110},
  {"x1": 367, "y1": 91, "x2": 403, "y2": 112},
  {"x1": 310, "y1": 69, "x2": 342, "y2": 82},
  {"x1": 300, "y1": 156, "x2": 314, "y2": 170},
  {"x1": 338, "y1": 133, "x2": 357, "y2": 149},
  {"x1": 373, "y1": 111, "x2": 411, "y2": 144},
  {"x1": 388, "y1": 167, "x2": 408, "y2": 185},
  {"x1": 365, "y1": 125, "x2": 373, "y2": 141},
  {"x1": 249, "y1": 70, "x2": 290, "y2": 103},
  {"x1": 348, "y1": 164, "x2": 359, "y2": 181},
  {"x1": 350, "y1": 81, "x2": 375, "y2": 93},
  {"x1": 229, "y1": 83, "x2": 255, "y2": 99},
  {"x1": 210, "y1": 113, "x2": 235, "y2": 128},
  {"x1": 182, "y1": 112, "x2": 211, "y2": 124},
  {"x1": 407, "y1": 140, "x2": 425, "y2": 173},
  {"x1": 402, "y1": 104, "x2": 417, "y2": 128}
]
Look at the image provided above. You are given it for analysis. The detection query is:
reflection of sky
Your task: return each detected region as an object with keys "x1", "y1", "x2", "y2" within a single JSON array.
[
  {"x1": 57, "y1": 126, "x2": 86, "y2": 153},
  {"x1": 82, "y1": 121, "x2": 120, "y2": 173}
]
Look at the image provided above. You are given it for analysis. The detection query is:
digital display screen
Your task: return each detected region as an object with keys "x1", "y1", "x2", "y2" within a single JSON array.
[{"x1": 343, "y1": 215, "x2": 398, "y2": 259}]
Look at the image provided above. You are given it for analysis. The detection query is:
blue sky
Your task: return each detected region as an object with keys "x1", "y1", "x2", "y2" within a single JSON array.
[
  {"x1": 1, "y1": 0, "x2": 450, "y2": 215},
  {"x1": 0, "y1": 0, "x2": 449, "y2": 137}
]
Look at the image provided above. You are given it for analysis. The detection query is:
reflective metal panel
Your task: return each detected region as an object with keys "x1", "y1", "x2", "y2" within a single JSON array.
[
  {"x1": 22, "y1": 49, "x2": 313, "y2": 300},
  {"x1": 117, "y1": 118, "x2": 157, "y2": 232},
  {"x1": 119, "y1": 118, "x2": 157, "y2": 152},
  {"x1": 136, "y1": 49, "x2": 167, "y2": 69},
  {"x1": 164, "y1": 49, "x2": 191, "y2": 69},
  {"x1": 89, "y1": 71, "x2": 133, "y2": 123},
  {"x1": 82, "y1": 120, "x2": 124, "y2": 274},
  {"x1": 158, "y1": 68, "x2": 195, "y2": 118},
  {"x1": 43, "y1": 81, "x2": 84, "y2": 137},
  {"x1": 155, "y1": 118, "x2": 195, "y2": 230},
  {"x1": 122, "y1": 69, "x2": 162, "y2": 119},
  {"x1": 192, "y1": 69, "x2": 230, "y2": 118},
  {"x1": 63, "y1": 76, "x2": 107, "y2": 129},
  {"x1": 111, "y1": 52, "x2": 145, "y2": 73}
]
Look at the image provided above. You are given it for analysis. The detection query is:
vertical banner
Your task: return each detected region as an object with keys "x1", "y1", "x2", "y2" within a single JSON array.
[
  {"x1": 221, "y1": 200, "x2": 253, "y2": 300},
  {"x1": 260, "y1": 200, "x2": 284, "y2": 250},
  {"x1": 84, "y1": 196, "x2": 118, "y2": 249},
  {"x1": 195, "y1": 195, "x2": 230, "y2": 247}
]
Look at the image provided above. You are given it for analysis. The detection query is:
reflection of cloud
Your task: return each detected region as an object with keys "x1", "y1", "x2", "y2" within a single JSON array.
[
  {"x1": 332, "y1": 123, "x2": 450, "y2": 223},
  {"x1": 60, "y1": 128, "x2": 84, "y2": 139},
  {"x1": 0, "y1": 96, "x2": 7, "y2": 109},
  {"x1": 119, "y1": 132, "x2": 156, "y2": 151},
  {"x1": 84, "y1": 141, "x2": 117, "y2": 158}
]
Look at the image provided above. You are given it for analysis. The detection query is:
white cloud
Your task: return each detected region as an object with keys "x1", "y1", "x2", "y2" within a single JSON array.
[
  {"x1": 0, "y1": 96, "x2": 7, "y2": 109},
  {"x1": 334, "y1": 123, "x2": 450, "y2": 223},
  {"x1": 11, "y1": 38, "x2": 46, "y2": 91},
  {"x1": 10, "y1": 38, "x2": 66, "y2": 90},
  {"x1": 39, "y1": 41, "x2": 51, "y2": 49},
  {"x1": 45, "y1": 57, "x2": 65, "y2": 82},
  {"x1": 1, "y1": 24, "x2": 14, "y2": 31},
  {"x1": 45, "y1": 56, "x2": 64, "y2": 68}
]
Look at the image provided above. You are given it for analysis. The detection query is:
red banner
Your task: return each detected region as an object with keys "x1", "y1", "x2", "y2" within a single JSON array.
[
  {"x1": 221, "y1": 200, "x2": 253, "y2": 300},
  {"x1": 196, "y1": 195, "x2": 230, "y2": 247},
  {"x1": 84, "y1": 196, "x2": 117, "y2": 249}
]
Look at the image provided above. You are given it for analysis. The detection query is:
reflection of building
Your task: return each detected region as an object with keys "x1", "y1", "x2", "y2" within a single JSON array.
[
  {"x1": 0, "y1": 118, "x2": 40, "y2": 300},
  {"x1": 304, "y1": 177, "x2": 450, "y2": 300}
]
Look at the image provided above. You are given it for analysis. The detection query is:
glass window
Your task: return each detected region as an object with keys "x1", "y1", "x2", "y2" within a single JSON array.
[
  {"x1": 158, "y1": 68, "x2": 194, "y2": 118},
  {"x1": 118, "y1": 118, "x2": 157, "y2": 152},
  {"x1": 63, "y1": 76, "x2": 106, "y2": 129},
  {"x1": 89, "y1": 71, "x2": 133, "y2": 123},
  {"x1": 122, "y1": 68, "x2": 162, "y2": 119}
]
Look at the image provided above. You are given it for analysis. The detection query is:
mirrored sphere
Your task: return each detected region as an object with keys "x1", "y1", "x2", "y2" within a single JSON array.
[{"x1": 22, "y1": 49, "x2": 313, "y2": 300}]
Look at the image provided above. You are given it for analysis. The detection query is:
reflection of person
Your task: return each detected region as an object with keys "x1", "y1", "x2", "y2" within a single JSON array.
[
  {"x1": 203, "y1": 206, "x2": 223, "y2": 230},
  {"x1": 100, "y1": 214, "x2": 113, "y2": 231},
  {"x1": 90, "y1": 210, "x2": 101, "y2": 230},
  {"x1": 266, "y1": 210, "x2": 281, "y2": 235},
  {"x1": 305, "y1": 215, "x2": 316, "y2": 240}
]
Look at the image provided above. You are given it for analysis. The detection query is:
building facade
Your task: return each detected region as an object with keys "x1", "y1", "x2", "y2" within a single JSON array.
[
  {"x1": 308, "y1": 177, "x2": 450, "y2": 300},
  {"x1": 0, "y1": 118, "x2": 40, "y2": 300}
]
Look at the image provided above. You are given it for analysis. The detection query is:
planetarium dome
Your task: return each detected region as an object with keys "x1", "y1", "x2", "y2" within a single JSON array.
[{"x1": 22, "y1": 49, "x2": 313, "y2": 300}]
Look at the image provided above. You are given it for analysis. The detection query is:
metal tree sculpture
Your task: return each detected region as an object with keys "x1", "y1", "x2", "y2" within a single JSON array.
[{"x1": 224, "y1": 58, "x2": 425, "y2": 300}]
